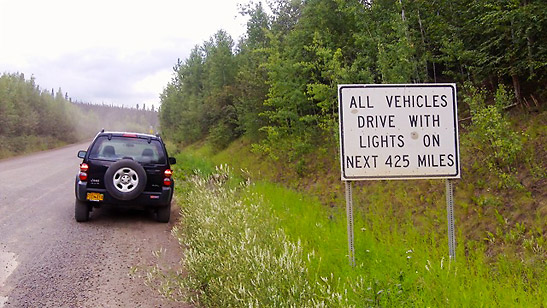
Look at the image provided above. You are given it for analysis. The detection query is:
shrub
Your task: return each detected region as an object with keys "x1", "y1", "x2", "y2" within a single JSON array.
[
  {"x1": 208, "y1": 121, "x2": 237, "y2": 150},
  {"x1": 464, "y1": 84, "x2": 523, "y2": 188}
]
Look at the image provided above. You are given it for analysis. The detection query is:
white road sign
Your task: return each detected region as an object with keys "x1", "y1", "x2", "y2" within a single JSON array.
[{"x1": 338, "y1": 84, "x2": 460, "y2": 180}]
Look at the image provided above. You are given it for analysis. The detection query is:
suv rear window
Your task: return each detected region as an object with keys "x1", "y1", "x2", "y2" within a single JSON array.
[{"x1": 88, "y1": 136, "x2": 166, "y2": 164}]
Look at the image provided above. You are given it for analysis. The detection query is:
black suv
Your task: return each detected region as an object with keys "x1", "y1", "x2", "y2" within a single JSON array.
[{"x1": 75, "y1": 131, "x2": 176, "y2": 222}]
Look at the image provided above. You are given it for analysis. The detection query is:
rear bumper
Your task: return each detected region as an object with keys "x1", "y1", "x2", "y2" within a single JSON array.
[{"x1": 75, "y1": 179, "x2": 173, "y2": 207}]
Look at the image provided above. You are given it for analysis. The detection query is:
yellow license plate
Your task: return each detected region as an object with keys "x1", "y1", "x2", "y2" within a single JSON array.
[{"x1": 86, "y1": 192, "x2": 104, "y2": 202}]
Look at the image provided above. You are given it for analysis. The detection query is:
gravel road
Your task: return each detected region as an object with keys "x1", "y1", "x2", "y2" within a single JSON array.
[{"x1": 0, "y1": 143, "x2": 191, "y2": 307}]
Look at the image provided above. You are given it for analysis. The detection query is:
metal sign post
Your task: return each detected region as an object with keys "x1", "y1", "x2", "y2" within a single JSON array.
[
  {"x1": 345, "y1": 181, "x2": 356, "y2": 267},
  {"x1": 446, "y1": 179, "x2": 456, "y2": 260},
  {"x1": 338, "y1": 84, "x2": 461, "y2": 264}
]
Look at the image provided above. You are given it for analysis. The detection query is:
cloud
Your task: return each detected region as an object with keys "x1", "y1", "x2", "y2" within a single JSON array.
[
  {"x1": 0, "y1": 0, "x2": 249, "y2": 107},
  {"x1": 25, "y1": 41, "x2": 192, "y2": 106}
]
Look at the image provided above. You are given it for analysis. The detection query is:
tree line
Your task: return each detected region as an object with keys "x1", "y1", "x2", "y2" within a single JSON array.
[
  {"x1": 159, "y1": 0, "x2": 546, "y2": 156},
  {"x1": 76, "y1": 102, "x2": 159, "y2": 135},
  {"x1": 0, "y1": 73, "x2": 78, "y2": 142},
  {"x1": 0, "y1": 72, "x2": 159, "y2": 157}
]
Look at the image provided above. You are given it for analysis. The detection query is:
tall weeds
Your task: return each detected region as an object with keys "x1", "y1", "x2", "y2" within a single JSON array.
[
  {"x1": 143, "y1": 159, "x2": 546, "y2": 307},
  {"x1": 147, "y1": 165, "x2": 346, "y2": 307}
]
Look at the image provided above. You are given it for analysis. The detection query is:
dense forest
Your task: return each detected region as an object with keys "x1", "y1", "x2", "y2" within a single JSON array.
[
  {"x1": 159, "y1": 0, "x2": 546, "y2": 155},
  {"x1": 0, "y1": 72, "x2": 159, "y2": 158},
  {"x1": 0, "y1": 73, "x2": 79, "y2": 157},
  {"x1": 0, "y1": 73, "x2": 77, "y2": 140}
]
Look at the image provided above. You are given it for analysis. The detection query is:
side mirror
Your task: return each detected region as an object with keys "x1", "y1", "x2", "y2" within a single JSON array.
[
  {"x1": 168, "y1": 157, "x2": 177, "y2": 165},
  {"x1": 77, "y1": 150, "x2": 87, "y2": 159}
]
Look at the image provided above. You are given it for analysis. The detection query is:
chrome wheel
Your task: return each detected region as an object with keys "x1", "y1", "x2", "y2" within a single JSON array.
[{"x1": 113, "y1": 167, "x2": 139, "y2": 193}]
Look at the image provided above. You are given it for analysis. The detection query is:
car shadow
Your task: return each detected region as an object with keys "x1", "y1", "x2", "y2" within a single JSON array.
[{"x1": 87, "y1": 204, "x2": 171, "y2": 225}]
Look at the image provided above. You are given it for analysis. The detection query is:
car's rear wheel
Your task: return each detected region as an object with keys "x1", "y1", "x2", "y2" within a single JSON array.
[
  {"x1": 156, "y1": 203, "x2": 171, "y2": 223},
  {"x1": 75, "y1": 199, "x2": 90, "y2": 222},
  {"x1": 104, "y1": 159, "x2": 147, "y2": 201}
]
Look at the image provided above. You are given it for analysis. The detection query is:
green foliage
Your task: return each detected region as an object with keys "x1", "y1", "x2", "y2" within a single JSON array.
[
  {"x1": 159, "y1": 0, "x2": 547, "y2": 163},
  {"x1": 146, "y1": 155, "x2": 547, "y2": 307},
  {"x1": 174, "y1": 149, "x2": 216, "y2": 178},
  {"x1": 208, "y1": 120, "x2": 236, "y2": 150},
  {"x1": 154, "y1": 3, "x2": 547, "y2": 303},
  {"x1": 469, "y1": 0, "x2": 547, "y2": 81},
  {"x1": 0, "y1": 73, "x2": 78, "y2": 156},
  {"x1": 0, "y1": 72, "x2": 160, "y2": 159},
  {"x1": 464, "y1": 84, "x2": 524, "y2": 187},
  {"x1": 159, "y1": 49, "x2": 207, "y2": 144},
  {"x1": 372, "y1": 3, "x2": 417, "y2": 83},
  {"x1": 146, "y1": 165, "x2": 346, "y2": 307},
  {"x1": 159, "y1": 31, "x2": 239, "y2": 148}
]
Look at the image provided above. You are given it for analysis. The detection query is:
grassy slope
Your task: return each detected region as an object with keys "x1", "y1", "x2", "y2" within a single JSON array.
[
  {"x1": 169, "y1": 110, "x2": 546, "y2": 306},
  {"x1": 211, "y1": 111, "x2": 547, "y2": 260}
]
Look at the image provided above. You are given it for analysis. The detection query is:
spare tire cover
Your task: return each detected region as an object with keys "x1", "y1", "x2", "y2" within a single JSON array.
[{"x1": 104, "y1": 159, "x2": 147, "y2": 201}]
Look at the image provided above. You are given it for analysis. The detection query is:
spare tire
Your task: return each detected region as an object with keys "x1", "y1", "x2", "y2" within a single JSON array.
[{"x1": 104, "y1": 159, "x2": 147, "y2": 201}]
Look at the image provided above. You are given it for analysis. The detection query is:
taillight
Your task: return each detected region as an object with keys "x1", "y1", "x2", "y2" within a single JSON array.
[
  {"x1": 79, "y1": 163, "x2": 89, "y2": 181},
  {"x1": 163, "y1": 169, "x2": 172, "y2": 186},
  {"x1": 79, "y1": 172, "x2": 88, "y2": 181},
  {"x1": 80, "y1": 163, "x2": 89, "y2": 172}
]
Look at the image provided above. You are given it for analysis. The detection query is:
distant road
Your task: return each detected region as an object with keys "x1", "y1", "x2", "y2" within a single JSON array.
[{"x1": 0, "y1": 143, "x2": 190, "y2": 307}]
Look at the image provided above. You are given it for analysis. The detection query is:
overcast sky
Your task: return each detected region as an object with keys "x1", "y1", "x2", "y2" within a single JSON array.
[{"x1": 0, "y1": 0, "x2": 249, "y2": 109}]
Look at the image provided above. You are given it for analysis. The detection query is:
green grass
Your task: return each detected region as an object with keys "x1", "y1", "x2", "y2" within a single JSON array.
[
  {"x1": 160, "y1": 148, "x2": 546, "y2": 307},
  {"x1": 169, "y1": 143, "x2": 216, "y2": 177},
  {"x1": 155, "y1": 114, "x2": 547, "y2": 307},
  {"x1": 249, "y1": 180, "x2": 546, "y2": 307},
  {"x1": 249, "y1": 182, "x2": 356, "y2": 277}
]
